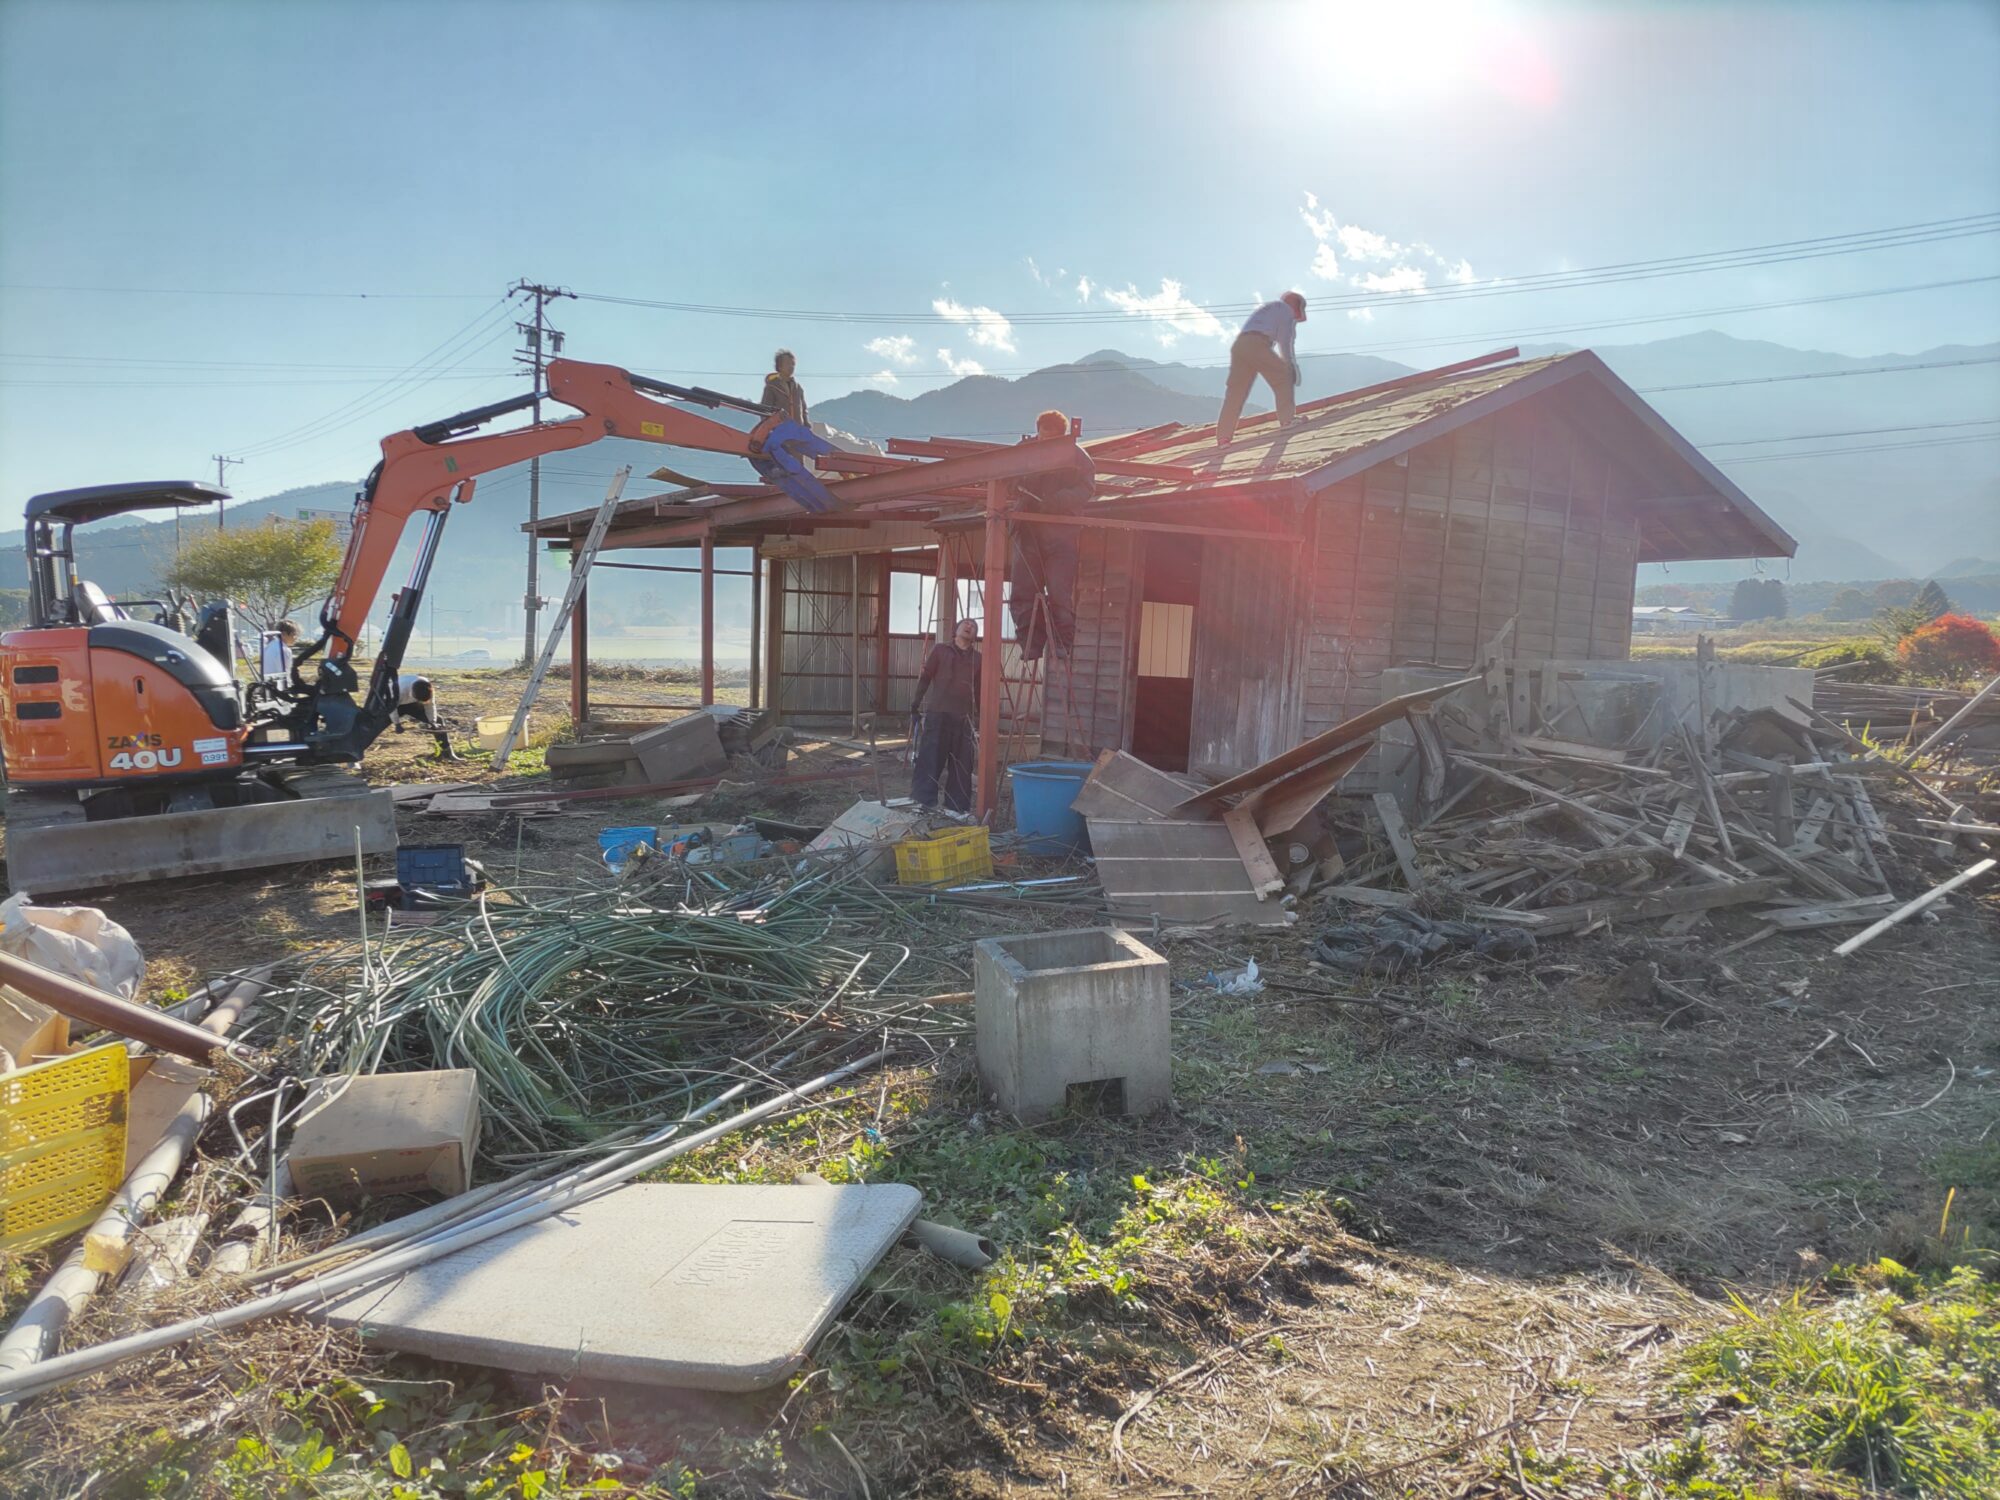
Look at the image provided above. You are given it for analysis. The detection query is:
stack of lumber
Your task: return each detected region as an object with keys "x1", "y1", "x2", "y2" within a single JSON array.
[{"x1": 1815, "y1": 676, "x2": 2000, "y2": 759}]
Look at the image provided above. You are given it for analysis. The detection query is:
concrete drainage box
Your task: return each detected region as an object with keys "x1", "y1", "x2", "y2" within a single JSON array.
[{"x1": 973, "y1": 927, "x2": 1171, "y2": 1123}]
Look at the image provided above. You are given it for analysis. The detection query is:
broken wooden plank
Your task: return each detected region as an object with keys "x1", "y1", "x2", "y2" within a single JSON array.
[
  {"x1": 1241, "y1": 741, "x2": 1374, "y2": 838},
  {"x1": 1529, "y1": 876, "x2": 1787, "y2": 936},
  {"x1": 1070, "y1": 750, "x2": 1203, "y2": 822},
  {"x1": 1762, "y1": 895, "x2": 1901, "y2": 930},
  {"x1": 1517, "y1": 735, "x2": 1629, "y2": 765},
  {"x1": 1833, "y1": 858, "x2": 1996, "y2": 957},
  {"x1": 1222, "y1": 806, "x2": 1285, "y2": 900},
  {"x1": 1767, "y1": 760, "x2": 1797, "y2": 848},
  {"x1": 1171, "y1": 677, "x2": 1481, "y2": 816},
  {"x1": 1663, "y1": 795, "x2": 1698, "y2": 858},
  {"x1": 1371, "y1": 793, "x2": 1427, "y2": 891},
  {"x1": 1792, "y1": 797, "x2": 1835, "y2": 852}
]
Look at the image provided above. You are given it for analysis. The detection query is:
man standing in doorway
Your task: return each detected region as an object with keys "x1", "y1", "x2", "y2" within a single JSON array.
[
  {"x1": 1010, "y1": 409, "x2": 1096, "y2": 661},
  {"x1": 1216, "y1": 291, "x2": 1306, "y2": 446},
  {"x1": 909, "y1": 617, "x2": 981, "y2": 815},
  {"x1": 760, "y1": 348, "x2": 808, "y2": 427}
]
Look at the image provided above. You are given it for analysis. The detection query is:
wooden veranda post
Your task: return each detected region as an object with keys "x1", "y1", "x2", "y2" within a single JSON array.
[
  {"x1": 748, "y1": 551, "x2": 763, "y2": 710},
  {"x1": 568, "y1": 559, "x2": 588, "y2": 727},
  {"x1": 976, "y1": 480, "x2": 1008, "y2": 821},
  {"x1": 699, "y1": 530, "x2": 715, "y2": 707},
  {"x1": 764, "y1": 558, "x2": 786, "y2": 726}
]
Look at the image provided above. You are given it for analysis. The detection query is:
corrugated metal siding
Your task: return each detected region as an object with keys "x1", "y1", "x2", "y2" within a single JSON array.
[{"x1": 775, "y1": 555, "x2": 881, "y2": 718}]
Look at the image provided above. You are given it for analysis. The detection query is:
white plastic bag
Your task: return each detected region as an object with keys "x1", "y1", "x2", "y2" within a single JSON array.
[
  {"x1": 0, "y1": 893, "x2": 145, "y2": 1000},
  {"x1": 1208, "y1": 958, "x2": 1265, "y2": 996}
]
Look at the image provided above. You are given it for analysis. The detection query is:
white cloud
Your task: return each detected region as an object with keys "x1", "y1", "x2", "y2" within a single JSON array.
[
  {"x1": 937, "y1": 347, "x2": 985, "y2": 377},
  {"x1": 932, "y1": 296, "x2": 1016, "y2": 352},
  {"x1": 864, "y1": 334, "x2": 918, "y2": 366},
  {"x1": 1336, "y1": 224, "x2": 1399, "y2": 262},
  {"x1": 1298, "y1": 190, "x2": 1479, "y2": 301},
  {"x1": 1101, "y1": 278, "x2": 1228, "y2": 346},
  {"x1": 1356, "y1": 266, "x2": 1429, "y2": 294},
  {"x1": 864, "y1": 369, "x2": 899, "y2": 387},
  {"x1": 1346, "y1": 308, "x2": 1376, "y2": 322},
  {"x1": 1075, "y1": 274, "x2": 1093, "y2": 303}
]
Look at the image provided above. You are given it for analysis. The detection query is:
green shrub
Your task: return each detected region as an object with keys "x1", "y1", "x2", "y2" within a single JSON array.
[{"x1": 1799, "y1": 639, "x2": 1904, "y2": 683}]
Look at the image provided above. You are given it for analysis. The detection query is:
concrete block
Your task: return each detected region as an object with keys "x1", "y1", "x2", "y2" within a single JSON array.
[
  {"x1": 973, "y1": 927, "x2": 1171, "y2": 1122},
  {"x1": 5, "y1": 787, "x2": 397, "y2": 895},
  {"x1": 319, "y1": 1182, "x2": 920, "y2": 1391}
]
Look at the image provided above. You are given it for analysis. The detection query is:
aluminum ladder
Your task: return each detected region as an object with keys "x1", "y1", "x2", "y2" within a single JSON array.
[{"x1": 490, "y1": 466, "x2": 629, "y2": 765}]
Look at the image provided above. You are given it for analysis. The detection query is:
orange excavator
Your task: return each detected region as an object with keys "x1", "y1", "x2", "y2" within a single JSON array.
[{"x1": 0, "y1": 359, "x2": 836, "y2": 892}]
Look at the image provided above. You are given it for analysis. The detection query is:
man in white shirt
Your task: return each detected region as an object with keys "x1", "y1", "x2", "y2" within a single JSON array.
[
  {"x1": 1217, "y1": 291, "x2": 1306, "y2": 446},
  {"x1": 260, "y1": 620, "x2": 299, "y2": 682},
  {"x1": 393, "y1": 673, "x2": 462, "y2": 760}
]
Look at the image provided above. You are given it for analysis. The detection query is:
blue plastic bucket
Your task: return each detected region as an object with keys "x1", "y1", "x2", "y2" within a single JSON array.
[
  {"x1": 1008, "y1": 760, "x2": 1096, "y2": 854},
  {"x1": 598, "y1": 825, "x2": 658, "y2": 870}
]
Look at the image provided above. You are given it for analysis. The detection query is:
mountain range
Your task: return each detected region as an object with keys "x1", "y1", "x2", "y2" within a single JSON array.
[{"x1": 6, "y1": 331, "x2": 1993, "y2": 644}]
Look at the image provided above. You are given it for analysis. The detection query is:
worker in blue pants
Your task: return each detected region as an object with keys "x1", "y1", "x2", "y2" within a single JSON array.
[{"x1": 910, "y1": 618, "x2": 981, "y2": 814}]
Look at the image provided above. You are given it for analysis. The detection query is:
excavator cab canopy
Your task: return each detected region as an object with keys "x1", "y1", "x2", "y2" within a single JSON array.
[{"x1": 26, "y1": 480, "x2": 229, "y2": 527}]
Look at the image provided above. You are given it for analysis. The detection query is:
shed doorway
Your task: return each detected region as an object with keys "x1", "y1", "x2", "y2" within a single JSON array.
[{"x1": 1129, "y1": 535, "x2": 1201, "y2": 771}]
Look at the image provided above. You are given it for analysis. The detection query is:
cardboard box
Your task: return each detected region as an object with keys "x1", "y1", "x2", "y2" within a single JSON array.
[
  {"x1": 123, "y1": 1055, "x2": 213, "y2": 1177},
  {"x1": 289, "y1": 1070, "x2": 481, "y2": 1203},
  {"x1": 0, "y1": 987, "x2": 68, "y2": 1074}
]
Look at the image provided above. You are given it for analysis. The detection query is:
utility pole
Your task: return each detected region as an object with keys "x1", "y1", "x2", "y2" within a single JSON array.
[
  {"x1": 211, "y1": 454, "x2": 241, "y2": 530},
  {"x1": 508, "y1": 280, "x2": 573, "y2": 666}
]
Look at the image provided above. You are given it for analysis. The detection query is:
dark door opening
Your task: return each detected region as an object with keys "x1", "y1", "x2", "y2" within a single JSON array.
[{"x1": 1129, "y1": 535, "x2": 1201, "y2": 771}]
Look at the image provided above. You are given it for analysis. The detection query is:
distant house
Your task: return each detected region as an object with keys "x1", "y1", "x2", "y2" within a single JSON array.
[
  {"x1": 1632, "y1": 605, "x2": 1734, "y2": 634},
  {"x1": 534, "y1": 347, "x2": 1798, "y2": 791}
]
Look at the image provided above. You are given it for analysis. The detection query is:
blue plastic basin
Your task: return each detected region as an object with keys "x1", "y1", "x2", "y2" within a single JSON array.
[{"x1": 1008, "y1": 760, "x2": 1096, "y2": 854}]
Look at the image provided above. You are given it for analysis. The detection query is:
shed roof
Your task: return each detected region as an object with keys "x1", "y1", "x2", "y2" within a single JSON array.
[{"x1": 1095, "y1": 348, "x2": 1796, "y2": 564}]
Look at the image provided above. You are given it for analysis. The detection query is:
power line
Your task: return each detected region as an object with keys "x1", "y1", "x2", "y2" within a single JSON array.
[
  {"x1": 574, "y1": 212, "x2": 2000, "y2": 325},
  {"x1": 0, "y1": 283, "x2": 487, "y2": 300},
  {"x1": 1714, "y1": 432, "x2": 2000, "y2": 465},
  {"x1": 1700, "y1": 417, "x2": 2000, "y2": 448}
]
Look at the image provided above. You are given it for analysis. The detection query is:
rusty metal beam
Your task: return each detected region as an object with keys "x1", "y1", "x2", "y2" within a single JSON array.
[
  {"x1": 976, "y1": 480, "x2": 1007, "y2": 821},
  {"x1": 699, "y1": 531, "x2": 715, "y2": 706},
  {"x1": 886, "y1": 435, "x2": 1200, "y2": 483}
]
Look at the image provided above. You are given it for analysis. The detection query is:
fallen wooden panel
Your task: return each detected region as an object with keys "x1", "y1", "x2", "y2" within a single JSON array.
[
  {"x1": 1834, "y1": 858, "x2": 1996, "y2": 957},
  {"x1": 390, "y1": 781, "x2": 476, "y2": 805},
  {"x1": 1222, "y1": 807, "x2": 1283, "y2": 899},
  {"x1": 7, "y1": 788, "x2": 397, "y2": 895},
  {"x1": 1070, "y1": 750, "x2": 1203, "y2": 822},
  {"x1": 1088, "y1": 818, "x2": 1290, "y2": 927},
  {"x1": 425, "y1": 792, "x2": 566, "y2": 815},
  {"x1": 1762, "y1": 895, "x2": 1901, "y2": 930},
  {"x1": 1243, "y1": 741, "x2": 1374, "y2": 838},
  {"x1": 1171, "y1": 677, "x2": 1481, "y2": 816}
]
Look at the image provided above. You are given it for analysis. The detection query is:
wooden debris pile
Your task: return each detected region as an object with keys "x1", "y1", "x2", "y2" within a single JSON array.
[{"x1": 1328, "y1": 681, "x2": 1997, "y2": 952}]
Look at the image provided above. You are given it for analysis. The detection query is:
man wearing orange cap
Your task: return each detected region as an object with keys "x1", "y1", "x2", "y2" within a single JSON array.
[{"x1": 1216, "y1": 290, "x2": 1306, "y2": 446}]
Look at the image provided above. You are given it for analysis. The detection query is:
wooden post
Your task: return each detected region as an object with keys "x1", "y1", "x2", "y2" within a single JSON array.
[
  {"x1": 976, "y1": 480, "x2": 1008, "y2": 821},
  {"x1": 765, "y1": 558, "x2": 786, "y2": 726},
  {"x1": 568, "y1": 560, "x2": 589, "y2": 728},
  {"x1": 748, "y1": 550, "x2": 763, "y2": 711},
  {"x1": 849, "y1": 553, "x2": 861, "y2": 734},
  {"x1": 938, "y1": 535, "x2": 958, "y2": 638},
  {"x1": 699, "y1": 530, "x2": 715, "y2": 707},
  {"x1": 874, "y1": 553, "x2": 892, "y2": 717}
]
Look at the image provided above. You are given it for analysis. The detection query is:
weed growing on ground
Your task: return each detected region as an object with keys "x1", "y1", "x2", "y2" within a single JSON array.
[{"x1": 1609, "y1": 1259, "x2": 1999, "y2": 1498}]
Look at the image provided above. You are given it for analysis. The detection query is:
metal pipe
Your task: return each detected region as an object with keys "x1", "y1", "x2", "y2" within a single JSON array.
[
  {"x1": 0, "y1": 1048, "x2": 893, "y2": 1405},
  {"x1": 0, "y1": 952, "x2": 241, "y2": 1066},
  {"x1": 975, "y1": 480, "x2": 1007, "y2": 819}
]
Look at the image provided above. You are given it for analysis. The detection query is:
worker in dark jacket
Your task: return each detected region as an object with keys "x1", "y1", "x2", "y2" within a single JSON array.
[
  {"x1": 760, "y1": 349, "x2": 808, "y2": 426},
  {"x1": 1009, "y1": 409, "x2": 1095, "y2": 661},
  {"x1": 909, "y1": 618, "x2": 981, "y2": 814}
]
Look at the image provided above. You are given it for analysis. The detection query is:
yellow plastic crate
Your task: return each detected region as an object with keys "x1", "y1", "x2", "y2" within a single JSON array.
[
  {"x1": 0, "y1": 1043, "x2": 129, "y2": 1255},
  {"x1": 895, "y1": 826, "x2": 994, "y2": 886}
]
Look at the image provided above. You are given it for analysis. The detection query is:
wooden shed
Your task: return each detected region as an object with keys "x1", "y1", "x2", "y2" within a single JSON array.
[{"x1": 531, "y1": 347, "x2": 1795, "y2": 806}]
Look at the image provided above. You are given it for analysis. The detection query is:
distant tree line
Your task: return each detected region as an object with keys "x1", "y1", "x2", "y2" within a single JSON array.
[{"x1": 1638, "y1": 573, "x2": 2000, "y2": 620}]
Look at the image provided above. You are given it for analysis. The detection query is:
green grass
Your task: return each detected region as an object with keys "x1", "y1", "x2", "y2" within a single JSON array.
[{"x1": 1642, "y1": 1260, "x2": 2000, "y2": 1498}]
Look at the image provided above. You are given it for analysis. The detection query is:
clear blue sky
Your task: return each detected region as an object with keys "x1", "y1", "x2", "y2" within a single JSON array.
[{"x1": 2, "y1": 0, "x2": 1996, "y2": 503}]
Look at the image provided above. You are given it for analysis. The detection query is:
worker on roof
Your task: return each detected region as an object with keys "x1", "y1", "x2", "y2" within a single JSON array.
[
  {"x1": 1009, "y1": 409, "x2": 1095, "y2": 662},
  {"x1": 910, "y1": 618, "x2": 981, "y2": 815},
  {"x1": 1216, "y1": 291, "x2": 1306, "y2": 446},
  {"x1": 760, "y1": 348, "x2": 808, "y2": 427}
]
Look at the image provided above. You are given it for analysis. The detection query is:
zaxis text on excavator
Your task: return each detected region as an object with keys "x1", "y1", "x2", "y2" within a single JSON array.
[{"x1": 0, "y1": 359, "x2": 838, "y2": 893}]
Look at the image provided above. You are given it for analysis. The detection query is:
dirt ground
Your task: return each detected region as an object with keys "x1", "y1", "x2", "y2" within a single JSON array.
[{"x1": 1, "y1": 668, "x2": 1994, "y2": 1498}]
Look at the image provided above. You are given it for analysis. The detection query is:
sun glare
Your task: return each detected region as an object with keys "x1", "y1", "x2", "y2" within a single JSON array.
[{"x1": 1296, "y1": 0, "x2": 1557, "y2": 110}]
